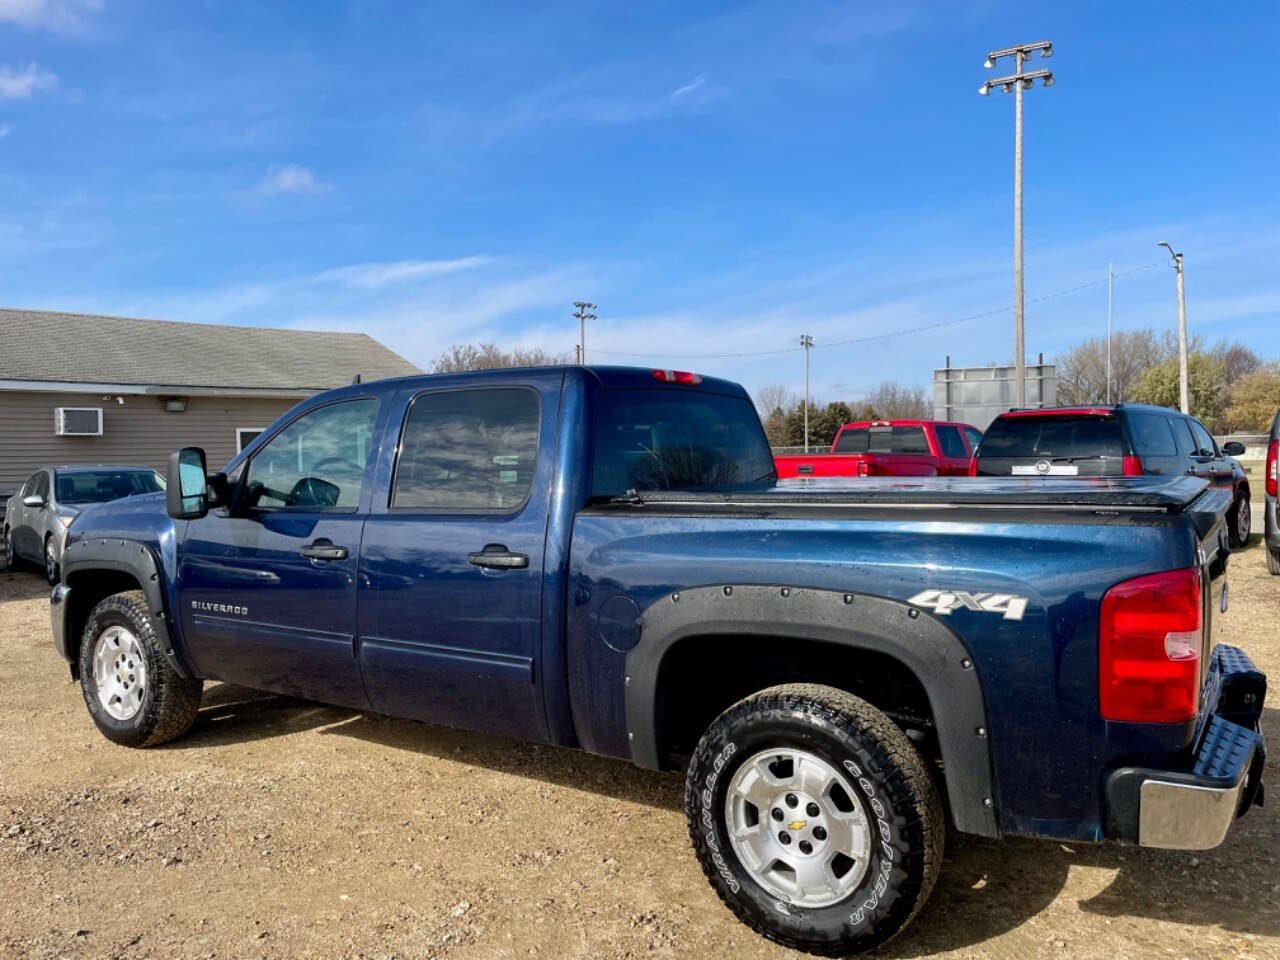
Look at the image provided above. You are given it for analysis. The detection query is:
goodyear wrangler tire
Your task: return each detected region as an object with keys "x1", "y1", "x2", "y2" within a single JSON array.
[
  {"x1": 78, "y1": 590, "x2": 202, "y2": 747},
  {"x1": 685, "y1": 683, "x2": 944, "y2": 955}
]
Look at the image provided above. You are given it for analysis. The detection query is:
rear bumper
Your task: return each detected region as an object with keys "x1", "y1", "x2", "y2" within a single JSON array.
[{"x1": 1104, "y1": 644, "x2": 1266, "y2": 849}]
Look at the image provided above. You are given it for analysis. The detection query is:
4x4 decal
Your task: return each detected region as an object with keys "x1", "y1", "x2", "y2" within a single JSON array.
[{"x1": 906, "y1": 589, "x2": 1028, "y2": 621}]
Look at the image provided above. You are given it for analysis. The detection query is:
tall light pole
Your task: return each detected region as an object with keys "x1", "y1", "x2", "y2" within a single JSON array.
[
  {"x1": 573, "y1": 301, "x2": 596, "y2": 365},
  {"x1": 980, "y1": 40, "x2": 1054, "y2": 408},
  {"x1": 1106, "y1": 262, "x2": 1113, "y2": 403},
  {"x1": 800, "y1": 334, "x2": 814, "y2": 452},
  {"x1": 1158, "y1": 242, "x2": 1189, "y2": 413}
]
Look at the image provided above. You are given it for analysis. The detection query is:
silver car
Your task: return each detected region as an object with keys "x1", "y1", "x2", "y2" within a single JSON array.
[{"x1": 3, "y1": 466, "x2": 165, "y2": 583}]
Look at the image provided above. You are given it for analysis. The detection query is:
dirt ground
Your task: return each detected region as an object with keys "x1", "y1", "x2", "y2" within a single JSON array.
[{"x1": 1, "y1": 540, "x2": 1277, "y2": 960}]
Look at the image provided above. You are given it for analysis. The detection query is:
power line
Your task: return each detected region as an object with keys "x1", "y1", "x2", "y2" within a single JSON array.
[{"x1": 585, "y1": 260, "x2": 1163, "y2": 360}]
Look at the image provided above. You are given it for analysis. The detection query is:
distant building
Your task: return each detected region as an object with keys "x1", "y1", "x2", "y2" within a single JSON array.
[
  {"x1": 0, "y1": 308, "x2": 420, "y2": 498},
  {"x1": 933, "y1": 360, "x2": 1057, "y2": 430}
]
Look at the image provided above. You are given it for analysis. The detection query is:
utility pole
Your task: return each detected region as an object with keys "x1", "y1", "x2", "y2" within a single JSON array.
[
  {"x1": 1157, "y1": 243, "x2": 1189, "y2": 413},
  {"x1": 1106, "y1": 262, "x2": 1113, "y2": 404},
  {"x1": 800, "y1": 334, "x2": 814, "y2": 452},
  {"x1": 980, "y1": 40, "x2": 1054, "y2": 408},
  {"x1": 573, "y1": 301, "x2": 596, "y2": 365}
]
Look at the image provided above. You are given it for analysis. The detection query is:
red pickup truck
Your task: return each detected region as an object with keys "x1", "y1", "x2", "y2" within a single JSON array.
[{"x1": 774, "y1": 419, "x2": 983, "y2": 478}]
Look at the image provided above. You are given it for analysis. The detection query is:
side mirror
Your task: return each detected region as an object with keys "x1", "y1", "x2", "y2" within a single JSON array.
[
  {"x1": 22, "y1": 494, "x2": 46, "y2": 508},
  {"x1": 1222, "y1": 441, "x2": 1246, "y2": 456},
  {"x1": 167, "y1": 447, "x2": 209, "y2": 520}
]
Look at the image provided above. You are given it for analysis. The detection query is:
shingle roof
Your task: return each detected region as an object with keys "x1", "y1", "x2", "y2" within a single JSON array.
[{"x1": 0, "y1": 307, "x2": 421, "y2": 392}]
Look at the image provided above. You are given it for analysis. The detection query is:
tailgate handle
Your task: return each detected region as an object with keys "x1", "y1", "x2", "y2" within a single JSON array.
[
  {"x1": 796, "y1": 464, "x2": 814, "y2": 475},
  {"x1": 468, "y1": 544, "x2": 529, "y2": 570}
]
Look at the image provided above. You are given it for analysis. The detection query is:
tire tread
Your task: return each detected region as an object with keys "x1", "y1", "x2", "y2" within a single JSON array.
[
  {"x1": 80, "y1": 590, "x2": 202, "y2": 747},
  {"x1": 684, "y1": 682, "x2": 944, "y2": 955}
]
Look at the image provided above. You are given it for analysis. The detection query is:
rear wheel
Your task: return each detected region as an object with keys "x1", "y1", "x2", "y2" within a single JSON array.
[
  {"x1": 78, "y1": 590, "x2": 203, "y2": 747},
  {"x1": 684, "y1": 683, "x2": 944, "y2": 955},
  {"x1": 1228, "y1": 494, "x2": 1251, "y2": 549}
]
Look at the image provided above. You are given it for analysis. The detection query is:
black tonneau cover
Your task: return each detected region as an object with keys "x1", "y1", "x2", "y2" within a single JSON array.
[{"x1": 631, "y1": 475, "x2": 1212, "y2": 510}]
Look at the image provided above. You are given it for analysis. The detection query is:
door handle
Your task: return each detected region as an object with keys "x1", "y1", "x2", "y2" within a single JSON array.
[
  {"x1": 300, "y1": 539, "x2": 349, "y2": 561},
  {"x1": 467, "y1": 544, "x2": 529, "y2": 570}
]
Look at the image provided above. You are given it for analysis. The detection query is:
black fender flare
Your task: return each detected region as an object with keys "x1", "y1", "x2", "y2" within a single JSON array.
[
  {"x1": 59, "y1": 536, "x2": 193, "y2": 680},
  {"x1": 623, "y1": 584, "x2": 999, "y2": 837}
]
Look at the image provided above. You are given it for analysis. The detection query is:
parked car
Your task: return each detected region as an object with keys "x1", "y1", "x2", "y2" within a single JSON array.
[
  {"x1": 51, "y1": 367, "x2": 1263, "y2": 955},
  {"x1": 3, "y1": 466, "x2": 165, "y2": 583},
  {"x1": 1266, "y1": 408, "x2": 1279, "y2": 575},
  {"x1": 773, "y1": 419, "x2": 982, "y2": 478},
  {"x1": 972, "y1": 404, "x2": 1253, "y2": 547}
]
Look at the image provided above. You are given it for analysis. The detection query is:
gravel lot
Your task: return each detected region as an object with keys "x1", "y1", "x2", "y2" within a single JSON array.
[{"x1": 1, "y1": 540, "x2": 1277, "y2": 960}]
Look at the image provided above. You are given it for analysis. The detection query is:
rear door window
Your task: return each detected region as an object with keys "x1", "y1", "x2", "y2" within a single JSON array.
[
  {"x1": 1126, "y1": 413, "x2": 1178, "y2": 457},
  {"x1": 979, "y1": 416, "x2": 1124, "y2": 459},
  {"x1": 392, "y1": 388, "x2": 540, "y2": 512},
  {"x1": 963, "y1": 426, "x2": 983, "y2": 452},
  {"x1": 934, "y1": 425, "x2": 967, "y2": 458}
]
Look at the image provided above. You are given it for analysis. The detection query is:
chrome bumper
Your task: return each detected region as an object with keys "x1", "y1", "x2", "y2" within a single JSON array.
[
  {"x1": 1106, "y1": 645, "x2": 1266, "y2": 850},
  {"x1": 1137, "y1": 723, "x2": 1258, "y2": 849}
]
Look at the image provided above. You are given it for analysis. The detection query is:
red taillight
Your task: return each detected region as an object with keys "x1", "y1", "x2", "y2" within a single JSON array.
[
  {"x1": 1122, "y1": 455, "x2": 1144, "y2": 476},
  {"x1": 968, "y1": 458, "x2": 979, "y2": 477},
  {"x1": 1267, "y1": 440, "x2": 1278, "y2": 498},
  {"x1": 652, "y1": 369, "x2": 702, "y2": 384},
  {"x1": 1099, "y1": 568, "x2": 1203, "y2": 723}
]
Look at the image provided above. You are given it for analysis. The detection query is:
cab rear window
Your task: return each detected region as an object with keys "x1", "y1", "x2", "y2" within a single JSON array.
[
  {"x1": 979, "y1": 416, "x2": 1123, "y2": 459},
  {"x1": 591, "y1": 388, "x2": 776, "y2": 497}
]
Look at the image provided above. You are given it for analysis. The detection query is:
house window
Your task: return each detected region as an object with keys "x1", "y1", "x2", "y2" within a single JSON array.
[{"x1": 236, "y1": 427, "x2": 266, "y2": 453}]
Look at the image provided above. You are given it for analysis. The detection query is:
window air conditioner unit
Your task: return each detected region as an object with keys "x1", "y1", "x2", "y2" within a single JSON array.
[{"x1": 55, "y1": 407, "x2": 104, "y2": 436}]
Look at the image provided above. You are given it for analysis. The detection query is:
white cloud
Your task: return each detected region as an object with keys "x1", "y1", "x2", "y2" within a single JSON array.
[
  {"x1": 0, "y1": 62, "x2": 57, "y2": 99},
  {"x1": 0, "y1": 0, "x2": 101, "y2": 31},
  {"x1": 0, "y1": 124, "x2": 11, "y2": 138},
  {"x1": 256, "y1": 162, "x2": 327, "y2": 196},
  {"x1": 314, "y1": 256, "x2": 492, "y2": 290},
  {"x1": 670, "y1": 73, "x2": 706, "y2": 99}
]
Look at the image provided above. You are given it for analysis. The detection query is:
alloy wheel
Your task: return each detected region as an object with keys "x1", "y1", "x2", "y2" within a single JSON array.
[
  {"x1": 724, "y1": 747, "x2": 872, "y2": 908},
  {"x1": 92, "y1": 625, "x2": 148, "y2": 721}
]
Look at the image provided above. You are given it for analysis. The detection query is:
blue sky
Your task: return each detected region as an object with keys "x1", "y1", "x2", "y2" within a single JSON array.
[{"x1": 2, "y1": 1, "x2": 1278, "y2": 403}]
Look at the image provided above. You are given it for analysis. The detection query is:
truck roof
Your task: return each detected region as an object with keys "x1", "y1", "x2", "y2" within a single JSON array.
[{"x1": 346, "y1": 365, "x2": 751, "y2": 398}]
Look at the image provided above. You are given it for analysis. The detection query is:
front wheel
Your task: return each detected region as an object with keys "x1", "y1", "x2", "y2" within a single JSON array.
[
  {"x1": 44, "y1": 536, "x2": 59, "y2": 584},
  {"x1": 1268, "y1": 547, "x2": 1280, "y2": 576},
  {"x1": 78, "y1": 590, "x2": 203, "y2": 747},
  {"x1": 684, "y1": 683, "x2": 944, "y2": 956},
  {"x1": 1228, "y1": 494, "x2": 1251, "y2": 549},
  {"x1": 2, "y1": 528, "x2": 15, "y2": 570}
]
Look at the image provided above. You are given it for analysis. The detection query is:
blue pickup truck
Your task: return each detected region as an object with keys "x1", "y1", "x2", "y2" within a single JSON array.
[{"x1": 50, "y1": 366, "x2": 1266, "y2": 955}]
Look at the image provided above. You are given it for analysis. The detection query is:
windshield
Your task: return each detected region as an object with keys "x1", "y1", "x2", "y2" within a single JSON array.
[
  {"x1": 55, "y1": 470, "x2": 165, "y2": 504},
  {"x1": 979, "y1": 416, "x2": 1124, "y2": 460},
  {"x1": 591, "y1": 388, "x2": 776, "y2": 497}
]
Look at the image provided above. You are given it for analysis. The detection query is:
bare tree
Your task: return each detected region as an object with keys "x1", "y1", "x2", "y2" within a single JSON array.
[
  {"x1": 754, "y1": 384, "x2": 796, "y2": 417},
  {"x1": 1210, "y1": 340, "x2": 1261, "y2": 388},
  {"x1": 862, "y1": 382, "x2": 929, "y2": 419},
  {"x1": 432, "y1": 342, "x2": 570, "y2": 373},
  {"x1": 1056, "y1": 329, "x2": 1164, "y2": 404}
]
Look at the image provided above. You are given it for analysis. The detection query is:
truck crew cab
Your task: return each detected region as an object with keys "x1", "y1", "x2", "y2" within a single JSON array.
[{"x1": 51, "y1": 366, "x2": 1266, "y2": 955}]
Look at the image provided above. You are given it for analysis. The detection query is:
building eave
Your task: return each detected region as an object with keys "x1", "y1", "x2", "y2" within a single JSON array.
[{"x1": 0, "y1": 379, "x2": 319, "y2": 399}]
